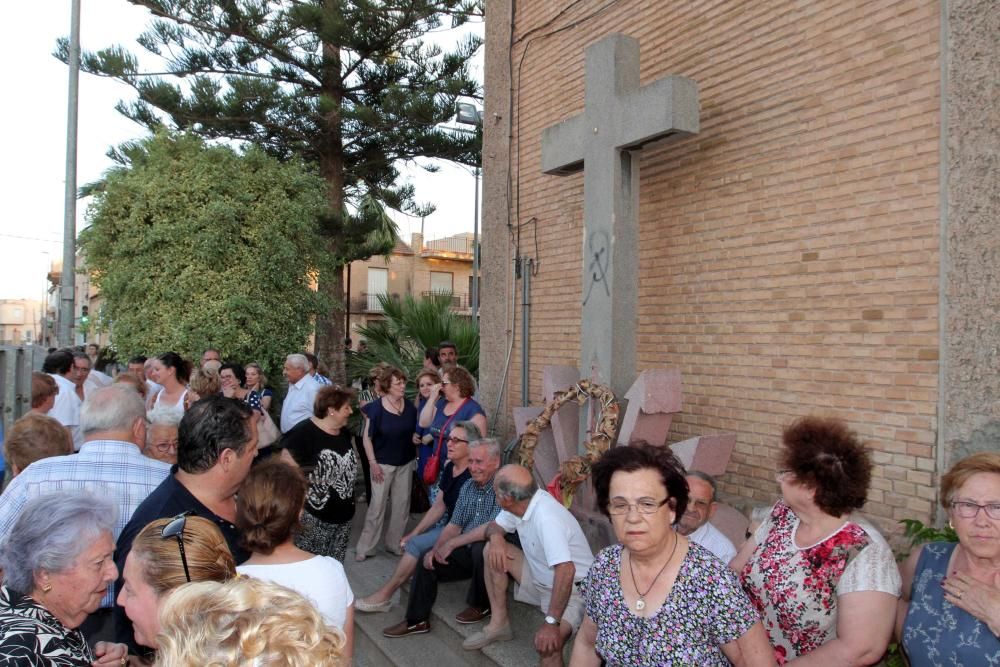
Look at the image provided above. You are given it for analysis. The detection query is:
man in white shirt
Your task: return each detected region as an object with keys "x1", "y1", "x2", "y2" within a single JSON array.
[
  {"x1": 280, "y1": 353, "x2": 321, "y2": 432},
  {"x1": 43, "y1": 348, "x2": 83, "y2": 449},
  {"x1": 675, "y1": 471, "x2": 737, "y2": 564},
  {"x1": 464, "y1": 465, "x2": 594, "y2": 666}
]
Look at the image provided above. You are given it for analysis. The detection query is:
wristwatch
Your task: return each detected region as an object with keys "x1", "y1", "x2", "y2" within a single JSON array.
[{"x1": 544, "y1": 615, "x2": 560, "y2": 626}]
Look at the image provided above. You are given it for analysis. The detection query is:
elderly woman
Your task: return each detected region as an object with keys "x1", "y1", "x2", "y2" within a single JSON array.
[
  {"x1": 0, "y1": 492, "x2": 128, "y2": 666},
  {"x1": 732, "y1": 416, "x2": 901, "y2": 664},
  {"x1": 356, "y1": 420, "x2": 480, "y2": 612},
  {"x1": 571, "y1": 443, "x2": 773, "y2": 666},
  {"x1": 143, "y1": 407, "x2": 180, "y2": 465},
  {"x1": 418, "y1": 365, "x2": 487, "y2": 478},
  {"x1": 280, "y1": 386, "x2": 359, "y2": 562},
  {"x1": 4, "y1": 414, "x2": 73, "y2": 477},
  {"x1": 897, "y1": 452, "x2": 1000, "y2": 664},
  {"x1": 184, "y1": 367, "x2": 220, "y2": 409},
  {"x1": 117, "y1": 514, "x2": 236, "y2": 657},
  {"x1": 236, "y1": 460, "x2": 354, "y2": 660},
  {"x1": 153, "y1": 577, "x2": 345, "y2": 667},
  {"x1": 355, "y1": 366, "x2": 418, "y2": 562},
  {"x1": 220, "y1": 363, "x2": 263, "y2": 412}
]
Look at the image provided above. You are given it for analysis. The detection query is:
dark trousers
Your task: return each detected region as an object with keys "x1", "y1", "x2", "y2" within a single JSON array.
[{"x1": 406, "y1": 541, "x2": 488, "y2": 624}]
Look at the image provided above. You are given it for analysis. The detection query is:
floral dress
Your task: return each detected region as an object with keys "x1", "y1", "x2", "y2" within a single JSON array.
[
  {"x1": 740, "y1": 501, "x2": 900, "y2": 663},
  {"x1": 581, "y1": 542, "x2": 759, "y2": 666},
  {"x1": 0, "y1": 586, "x2": 95, "y2": 666}
]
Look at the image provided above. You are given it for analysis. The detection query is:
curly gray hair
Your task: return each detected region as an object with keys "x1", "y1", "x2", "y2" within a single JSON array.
[{"x1": 0, "y1": 492, "x2": 117, "y2": 593}]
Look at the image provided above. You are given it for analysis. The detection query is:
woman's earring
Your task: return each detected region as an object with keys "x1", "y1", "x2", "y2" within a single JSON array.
[{"x1": 41, "y1": 583, "x2": 51, "y2": 593}]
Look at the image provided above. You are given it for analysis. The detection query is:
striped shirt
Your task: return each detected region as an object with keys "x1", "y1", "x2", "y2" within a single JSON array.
[
  {"x1": 449, "y1": 475, "x2": 501, "y2": 534},
  {"x1": 0, "y1": 440, "x2": 171, "y2": 606}
]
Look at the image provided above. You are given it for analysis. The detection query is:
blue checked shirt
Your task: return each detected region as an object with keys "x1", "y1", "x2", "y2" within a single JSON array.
[
  {"x1": 0, "y1": 440, "x2": 171, "y2": 606},
  {"x1": 448, "y1": 475, "x2": 501, "y2": 534}
]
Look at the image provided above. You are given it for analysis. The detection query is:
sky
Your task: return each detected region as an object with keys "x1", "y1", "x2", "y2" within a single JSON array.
[{"x1": 0, "y1": 2, "x2": 483, "y2": 302}]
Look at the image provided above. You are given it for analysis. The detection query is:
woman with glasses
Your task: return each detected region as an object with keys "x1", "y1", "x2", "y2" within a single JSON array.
[
  {"x1": 732, "y1": 416, "x2": 900, "y2": 664},
  {"x1": 355, "y1": 421, "x2": 480, "y2": 613},
  {"x1": 117, "y1": 514, "x2": 236, "y2": 655},
  {"x1": 0, "y1": 492, "x2": 128, "y2": 666},
  {"x1": 897, "y1": 452, "x2": 1000, "y2": 665},
  {"x1": 143, "y1": 407, "x2": 181, "y2": 465},
  {"x1": 235, "y1": 460, "x2": 354, "y2": 662},
  {"x1": 571, "y1": 443, "x2": 774, "y2": 666}
]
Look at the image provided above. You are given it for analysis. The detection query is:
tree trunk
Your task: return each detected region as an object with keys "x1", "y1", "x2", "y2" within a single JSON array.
[{"x1": 315, "y1": 0, "x2": 347, "y2": 383}]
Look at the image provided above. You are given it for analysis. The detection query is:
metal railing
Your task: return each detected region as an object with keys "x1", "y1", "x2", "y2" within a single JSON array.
[
  {"x1": 422, "y1": 237, "x2": 474, "y2": 255},
  {"x1": 420, "y1": 291, "x2": 471, "y2": 309},
  {"x1": 350, "y1": 293, "x2": 400, "y2": 313}
]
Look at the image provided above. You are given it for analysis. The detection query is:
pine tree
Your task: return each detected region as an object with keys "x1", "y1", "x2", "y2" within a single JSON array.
[{"x1": 59, "y1": 0, "x2": 482, "y2": 381}]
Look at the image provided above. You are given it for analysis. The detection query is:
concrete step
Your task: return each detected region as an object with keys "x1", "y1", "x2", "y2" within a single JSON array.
[{"x1": 345, "y1": 507, "x2": 568, "y2": 666}]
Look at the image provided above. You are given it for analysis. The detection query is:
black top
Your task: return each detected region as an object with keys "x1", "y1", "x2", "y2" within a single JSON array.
[
  {"x1": 280, "y1": 419, "x2": 358, "y2": 525},
  {"x1": 0, "y1": 586, "x2": 93, "y2": 666},
  {"x1": 365, "y1": 398, "x2": 417, "y2": 466},
  {"x1": 439, "y1": 461, "x2": 472, "y2": 517},
  {"x1": 113, "y1": 469, "x2": 249, "y2": 652}
]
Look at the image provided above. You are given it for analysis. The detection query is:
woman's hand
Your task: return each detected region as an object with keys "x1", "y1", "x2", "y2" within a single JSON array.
[
  {"x1": 400, "y1": 533, "x2": 413, "y2": 550},
  {"x1": 943, "y1": 571, "x2": 1000, "y2": 633},
  {"x1": 428, "y1": 382, "x2": 442, "y2": 402},
  {"x1": 412, "y1": 433, "x2": 421, "y2": 445},
  {"x1": 371, "y1": 462, "x2": 385, "y2": 484},
  {"x1": 91, "y1": 641, "x2": 129, "y2": 666}
]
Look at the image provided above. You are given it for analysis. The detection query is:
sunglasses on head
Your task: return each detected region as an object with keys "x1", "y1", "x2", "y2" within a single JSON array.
[{"x1": 160, "y1": 511, "x2": 194, "y2": 582}]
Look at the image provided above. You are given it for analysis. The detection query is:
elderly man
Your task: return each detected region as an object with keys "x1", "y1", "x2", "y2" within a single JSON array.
[
  {"x1": 463, "y1": 465, "x2": 593, "y2": 664},
  {"x1": 675, "y1": 471, "x2": 737, "y2": 563},
  {"x1": 114, "y1": 395, "x2": 258, "y2": 652},
  {"x1": 438, "y1": 340, "x2": 458, "y2": 367},
  {"x1": 383, "y1": 438, "x2": 504, "y2": 638},
  {"x1": 280, "y1": 353, "x2": 321, "y2": 432},
  {"x1": 43, "y1": 348, "x2": 82, "y2": 449},
  {"x1": 0, "y1": 384, "x2": 172, "y2": 640}
]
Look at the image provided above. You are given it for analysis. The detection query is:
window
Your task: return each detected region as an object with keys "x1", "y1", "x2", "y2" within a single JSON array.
[
  {"x1": 430, "y1": 271, "x2": 453, "y2": 294},
  {"x1": 367, "y1": 267, "x2": 388, "y2": 311}
]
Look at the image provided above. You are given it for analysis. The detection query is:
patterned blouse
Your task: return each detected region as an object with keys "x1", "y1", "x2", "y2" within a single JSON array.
[
  {"x1": 0, "y1": 586, "x2": 94, "y2": 666},
  {"x1": 902, "y1": 541, "x2": 1000, "y2": 665},
  {"x1": 740, "y1": 501, "x2": 901, "y2": 663},
  {"x1": 581, "y1": 542, "x2": 759, "y2": 666}
]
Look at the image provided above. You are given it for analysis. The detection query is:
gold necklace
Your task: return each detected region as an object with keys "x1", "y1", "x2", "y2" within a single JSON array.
[{"x1": 627, "y1": 532, "x2": 678, "y2": 611}]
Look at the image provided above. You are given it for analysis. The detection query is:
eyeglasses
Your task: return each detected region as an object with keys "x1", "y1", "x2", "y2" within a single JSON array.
[
  {"x1": 447, "y1": 436, "x2": 468, "y2": 444},
  {"x1": 152, "y1": 439, "x2": 179, "y2": 454},
  {"x1": 441, "y1": 380, "x2": 452, "y2": 385},
  {"x1": 160, "y1": 511, "x2": 194, "y2": 582},
  {"x1": 607, "y1": 498, "x2": 669, "y2": 515},
  {"x1": 950, "y1": 501, "x2": 1000, "y2": 520},
  {"x1": 775, "y1": 469, "x2": 793, "y2": 482}
]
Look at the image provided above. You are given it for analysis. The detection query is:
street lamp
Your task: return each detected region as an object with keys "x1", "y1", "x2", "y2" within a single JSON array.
[{"x1": 455, "y1": 102, "x2": 482, "y2": 320}]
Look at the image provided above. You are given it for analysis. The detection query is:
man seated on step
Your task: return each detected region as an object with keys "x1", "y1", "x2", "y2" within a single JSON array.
[
  {"x1": 674, "y1": 471, "x2": 737, "y2": 563},
  {"x1": 382, "y1": 437, "x2": 504, "y2": 638},
  {"x1": 462, "y1": 465, "x2": 594, "y2": 665}
]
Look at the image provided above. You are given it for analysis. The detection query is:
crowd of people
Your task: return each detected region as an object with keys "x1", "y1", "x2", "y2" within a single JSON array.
[{"x1": 0, "y1": 342, "x2": 996, "y2": 665}]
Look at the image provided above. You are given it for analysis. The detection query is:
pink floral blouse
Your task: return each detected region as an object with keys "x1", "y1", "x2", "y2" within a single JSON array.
[{"x1": 739, "y1": 501, "x2": 900, "y2": 663}]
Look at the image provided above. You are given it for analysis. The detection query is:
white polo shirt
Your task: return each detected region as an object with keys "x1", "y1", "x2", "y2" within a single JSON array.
[
  {"x1": 280, "y1": 374, "x2": 321, "y2": 433},
  {"x1": 48, "y1": 373, "x2": 82, "y2": 449},
  {"x1": 495, "y1": 489, "x2": 594, "y2": 588},
  {"x1": 688, "y1": 521, "x2": 737, "y2": 564}
]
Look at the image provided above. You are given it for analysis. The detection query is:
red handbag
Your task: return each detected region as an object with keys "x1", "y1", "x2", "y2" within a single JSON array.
[{"x1": 423, "y1": 399, "x2": 468, "y2": 485}]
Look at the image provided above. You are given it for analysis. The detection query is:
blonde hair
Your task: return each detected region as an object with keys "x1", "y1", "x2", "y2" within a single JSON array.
[
  {"x1": 941, "y1": 452, "x2": 1000, "y2": 508},
  {"x1": 154, "y1": 577, "x2": 345, "y2": 667},
  {"x1": 188, "y1": 368, "x2": 221, "y2": 400},
  {"x1": 114, "y1": 372, "x2": 148, "y2": 400},
  {"x1": 131, "y1": 516, "x2": 236, "y2": 595}
]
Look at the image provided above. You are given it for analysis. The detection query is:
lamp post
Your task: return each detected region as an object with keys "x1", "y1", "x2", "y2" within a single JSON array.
[{"x1": 455, "y1": 102, "x2": 482, "y2": 320}]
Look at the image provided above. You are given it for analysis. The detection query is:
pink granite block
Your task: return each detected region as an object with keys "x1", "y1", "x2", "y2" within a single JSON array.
[
  {"x1": 618, "y1": 369, "x2": 682, "y2": 445},
  {"x1": 669, "y1": 433, "x2": 736, "y2": 477},
  {"x1": 543, "y1": 365, "x2": 581, "y2": 459},
  {"x1": 711, "y1": 504, "x2": 750, "y2": 552}
]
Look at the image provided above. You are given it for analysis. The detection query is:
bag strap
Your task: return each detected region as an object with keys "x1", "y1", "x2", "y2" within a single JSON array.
[{"x1": 433, "y1": 398, "x2": 470, "y2": 458}]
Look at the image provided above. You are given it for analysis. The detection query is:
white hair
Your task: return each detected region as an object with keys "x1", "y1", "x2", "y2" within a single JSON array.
[
  {"x1": 80, "y1": 384, "x2": 146, "y2": 435},
  {"x1": 147, "y1": 406, "x2": 182, "y2": 429},
  {"x1": 285, "y1": 353, "x2": 309, "y2": 371}
]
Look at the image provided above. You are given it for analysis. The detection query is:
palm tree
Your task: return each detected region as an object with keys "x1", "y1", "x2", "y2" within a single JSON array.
[{"x1": 347, "y1": 294, "x2": 479, "y2": 396}]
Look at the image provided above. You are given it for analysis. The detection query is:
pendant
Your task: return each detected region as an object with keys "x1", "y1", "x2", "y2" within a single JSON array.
[{"x1": 635, "y1": 598, "x2": 646, "y2": 611}]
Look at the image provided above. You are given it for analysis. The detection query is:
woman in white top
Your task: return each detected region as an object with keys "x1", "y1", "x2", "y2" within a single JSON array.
[
  {"x1": 236, "y1": 458, "x2": 355, "y2": 663},
  {"x1": 147, "y1": 351, "x2": 190, "y2": 415}
]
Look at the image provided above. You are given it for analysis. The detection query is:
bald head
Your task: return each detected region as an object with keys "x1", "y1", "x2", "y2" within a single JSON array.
[{"x1": 495, "y1": 464, "x2": 537, "y2": 504}]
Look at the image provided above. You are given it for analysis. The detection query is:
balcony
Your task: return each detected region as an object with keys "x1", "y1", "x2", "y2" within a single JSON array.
[
  {"x1": 419, "y1": 236, "x2": 473, "y2": 261},
  {"x1": 420, "y1": 291, "x2": 471, "y2": 311},
  {"x1": 350, "y1": 292, "x2": 400, "y2": 313}
]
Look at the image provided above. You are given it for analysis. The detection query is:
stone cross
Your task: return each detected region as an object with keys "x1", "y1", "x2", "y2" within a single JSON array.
[{"x1": 541, "y1": 33, "x2": 699, "y2": 396}]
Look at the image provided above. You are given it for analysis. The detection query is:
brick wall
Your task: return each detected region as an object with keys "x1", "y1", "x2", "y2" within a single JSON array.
[{"x1": 489, "y1": 0, "x2": 941, "y2": 529}]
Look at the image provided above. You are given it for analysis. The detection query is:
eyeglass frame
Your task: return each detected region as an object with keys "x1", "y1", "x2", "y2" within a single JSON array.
[
  {"x1": 607, "y1": 498, "x2": 670, "y2": 516},
  {"x1": 160, "y1": 511, "x2": 195, "y2": 582},
  {"x1": 950, "y1": 500, "x2": 1000, "y2": 520},
  {"x1": 446, "y1": 435, "x2": 469, "y2": 444}
]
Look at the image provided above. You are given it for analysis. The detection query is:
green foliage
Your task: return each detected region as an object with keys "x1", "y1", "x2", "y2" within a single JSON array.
[
  {"x1": 80, "y1": 131, "x2": 330, "y2": 381},
  {"x1": 346, "y1": 294, "x2": 479, "y2": 395},
  {"x1": 898, "y1": 518, "x2": 958, "y2": 559}
]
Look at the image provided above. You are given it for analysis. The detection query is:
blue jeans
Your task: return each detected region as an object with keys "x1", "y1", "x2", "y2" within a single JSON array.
[{"x1": 404, "y1": 525, "x2": 443, "y2": 558}]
